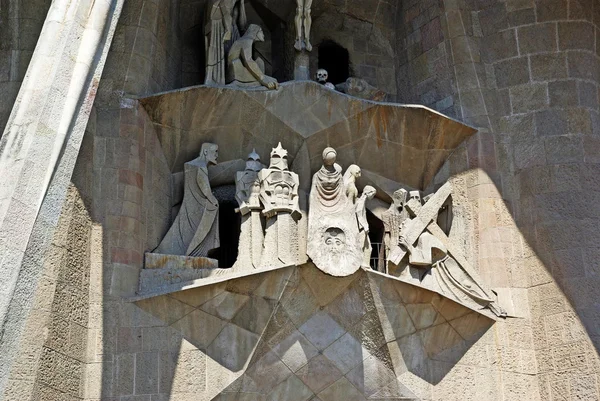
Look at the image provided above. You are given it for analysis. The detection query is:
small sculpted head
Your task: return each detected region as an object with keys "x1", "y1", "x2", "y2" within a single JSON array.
[
  {"x1": 346, "y1": 164, "x2": 361, "y2": 180},
  {"x1": 246, "y1": 24, "x2": 264, "y2": 42},
  {"x1": 363, "y1": 185, "x2": 376, "y2": 200},
  {"x1": 201, "y1": 143, "x2": 219, "y2": 166},
  {"x1": 392, "y1": 188, "x2": 408, "y2": 209},
  {"x1": 316, "y1": 69, "x2": 329, "y2": 84},
  {"x1": 322, "y1": 147, "x2": 337, "y2": 167},
  {"x1": 269, "y1": 142, "x2": 289, "y2": 170},
  {"x1": 324, "y1": 227, "x2": 345, "y2": 252},
  {"x1": 406, "y1": 190, "x2": 423, "y2": 216},
  {"x1": 246, "y1": 148, "x2": 262, "y2": 172}
]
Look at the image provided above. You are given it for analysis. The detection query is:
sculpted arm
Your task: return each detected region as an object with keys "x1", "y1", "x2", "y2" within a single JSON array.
[
  {"x1": 197, "y1": 168, "x2": 218, "y2": 208},
  {"x1": 241, "y1": 47, "x2": 278, "y2": 90}
]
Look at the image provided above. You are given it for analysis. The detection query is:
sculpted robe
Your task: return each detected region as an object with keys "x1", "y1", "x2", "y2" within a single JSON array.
[
  {"x1": 154, "y1": 159, "x2": 219, "y2": 256},
  {"x1": 307, "y1": 163, "x2": 362, "y2": 276},
  {"x1": 205, "y1": 0, "x2": 246, "y2": 85}
]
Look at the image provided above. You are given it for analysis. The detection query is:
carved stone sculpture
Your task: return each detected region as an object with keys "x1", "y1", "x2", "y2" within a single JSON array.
[
  {"x1": 389, "y1": 183, "x2": 506, "y2": 317},
  {"x1": 295, "y1": 0, "x2": 313, "y2": 51},
  {"x1": 378, "y1": 188, "x2": 409, "y2": 273},
  {"x1": 154, "y1": 143, "x2": 220, "y2": 257},
  {"x1": 307, "y1": 147, "x2": 363, "y2": 276},
  {"x1": 335, "y1": 77, "x2": 387, "y2": 101},
  {"x1": 356, "y1": 185, "x2": 376, "y2": 267},
  {"x1": 316, "y1": 69, "x2": 335, "y2": 90},
  {"x1": 343, "y1": 164, "x2": 361, "y2": 204},
  {"x1": 233, "y1": 150, "x2": 265, "y2": 270},
  {"x1": 205, "y1": 0, "x2": 247, "y2": 85},
  {"x1": 259, "y1": 143, "x2": 301, "y2": 267},
  {"x1": 227, "y1": 24, "x2": 279, "y2": 90}
]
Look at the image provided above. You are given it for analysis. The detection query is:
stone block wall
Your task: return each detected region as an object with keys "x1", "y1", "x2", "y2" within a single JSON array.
[
  {"x1": 395, "y1": 0, "x2": 456, "y2": 115},
  {"x1": 0, "y1": 0, "x2": 52, "y2": 136},
  {"x1": 308, "y1": 0, "x2": 399, "y2": 98},
  {"x1": 426, "y1": 0, "x2": 600, "y2": 399}
]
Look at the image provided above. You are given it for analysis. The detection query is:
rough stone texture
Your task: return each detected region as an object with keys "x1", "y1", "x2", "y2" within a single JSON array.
[
  {"x1": 0, "y1": 0, "x2": 125, "y2": 396},
  {"x1": 0, "y1": 0, "x2": 52, "y2": 136},
  {"x1": 140, "y1": 81, "x2": 477, "y2": 191},
  {"x1": 3, "y1": 0, "x2": 600, "y2": 399}
]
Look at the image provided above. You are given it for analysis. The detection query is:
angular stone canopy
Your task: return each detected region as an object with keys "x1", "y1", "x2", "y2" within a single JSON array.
[
  {"x1": 135, "y1": 264, "x2": 494, "y2": 400},
  {"x1": 140, "y1": 81, "x2": 477, "y2": 190}
]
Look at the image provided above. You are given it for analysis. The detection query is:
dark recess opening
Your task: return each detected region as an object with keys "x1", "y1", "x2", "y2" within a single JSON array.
[
  {"x1": 208, "y1": 186, "x2": 241, "y2": 268},
  {"x1": 318, "y1": 40, "x2": 350, "y2": 84},
  {"x1": 367, "y1": 210, "x2": 385, "y2": 271}
]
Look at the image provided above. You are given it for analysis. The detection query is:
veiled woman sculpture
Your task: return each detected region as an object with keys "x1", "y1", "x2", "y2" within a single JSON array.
[
  {"x1": 307, "y1": 148, "x2": 363, "y2": 276},
  {"x1": 205, "y1": 0, "x2": 247, "y2": 85}
]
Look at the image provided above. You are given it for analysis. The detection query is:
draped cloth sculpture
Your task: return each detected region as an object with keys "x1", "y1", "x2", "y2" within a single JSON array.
[
  {"x1": 233, "y1": 150, "x2": 265, "y2": 270},
  {"x1": 307, "y1": 147, "x2": 364, "y2": 277},
  {"x1": 205, "y1": 0, "x2": 247, "y2": 85},
  {"x1": 356, "y1": 185, "x2": 376, "y2": 267},
  {"x1": 259, "y1": 143, "x2": 301, "y2": 267},
  {"x1": 154, "y1": 143, "x2": 220, "y2": 257},
  {"x1": 226, "y1": 24, "x2": 279, "y2": 90}
]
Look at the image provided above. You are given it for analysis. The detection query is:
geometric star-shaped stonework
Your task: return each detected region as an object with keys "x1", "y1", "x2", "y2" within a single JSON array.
[
  {"x1": 140, "y1": 81, "x2": 477, "y2": 190},
  {"x1": 133, "y1": 264, "x2": 494, "y2": 400}
]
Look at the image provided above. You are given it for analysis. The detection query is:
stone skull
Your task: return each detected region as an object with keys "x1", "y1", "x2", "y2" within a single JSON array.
[{"x1": 316, "y1": 69, "x2": 329, "y2": 84}]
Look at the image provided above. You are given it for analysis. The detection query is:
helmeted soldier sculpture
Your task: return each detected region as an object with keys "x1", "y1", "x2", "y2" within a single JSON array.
[
  {"x1": 154, "y1": 143, "x2": 220, "y2": 257},
  {"x1": 233, "y1": 149, "x2": 265, "y2": 271},
  {"x1": 307, "y1": 147, "x2": 364, "y2": 277},
  {"x1": 258, "y1": 143, "x2": 301, "y2": 267},
  {"x1": 205, "y1": 0, "x2": 247, "y2": 85}
]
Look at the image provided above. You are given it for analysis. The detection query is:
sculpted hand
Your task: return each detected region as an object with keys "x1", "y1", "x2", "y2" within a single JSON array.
[
  {"x1": 263, "y1": 208, "x2": 276, "y2": 218},
  {"x1": 263, "y1": 76, "x2": 279, "y2": 90}
]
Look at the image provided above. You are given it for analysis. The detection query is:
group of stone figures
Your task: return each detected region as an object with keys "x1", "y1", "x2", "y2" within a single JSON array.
[
  {"x1": 204, "y1": 0, "x2": 312, "y2": 89},
  {"x1": 154, "y1": 142, "x2": 505, "y2": 316}
]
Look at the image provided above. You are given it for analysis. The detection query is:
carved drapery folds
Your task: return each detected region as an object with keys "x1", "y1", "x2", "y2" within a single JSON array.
[
  {"x1": 153, "y1": 143, "x2": 220, "y2": 258},
  {"x1": 306, "y1": 148, "x2": 371, "y2": 277},
  {"x1": 146, "y1": 143, "x2": 505, "y2": 317},
  {"x1": 204, "y1": 0, "x2": 278, "y2": 90}
]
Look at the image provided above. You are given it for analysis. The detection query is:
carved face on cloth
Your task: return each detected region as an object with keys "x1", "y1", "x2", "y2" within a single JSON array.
[{"x1": 324, "y1": 227, "x2": 345, "y2": 252}]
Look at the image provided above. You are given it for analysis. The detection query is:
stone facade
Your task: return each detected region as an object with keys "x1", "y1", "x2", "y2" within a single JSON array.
[{"x1": 1, "y1": 1, "x2": 600, "y2": 401}]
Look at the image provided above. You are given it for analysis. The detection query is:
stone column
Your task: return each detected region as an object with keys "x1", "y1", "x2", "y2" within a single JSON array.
[
  {"x1": 0, "y1": 0, "x2": 124, "y2": 396},
  {"x1": 294, "y1": 51, "x2": 310, "y2": 80}
]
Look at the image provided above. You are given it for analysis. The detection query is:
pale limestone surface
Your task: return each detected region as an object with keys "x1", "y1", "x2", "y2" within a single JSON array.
[
  {"x1": 150, "y1": 264, "x2": 494, "y2": 401},
  {"x1": 0, "y1": 0, "x2": 124, "y2": 394},
  {"x1": 5, "y1": 0, "x2": 600, "y2": 399},
  {"x1": 307, "y1": 148, "x2": 363, "y2": 276}
]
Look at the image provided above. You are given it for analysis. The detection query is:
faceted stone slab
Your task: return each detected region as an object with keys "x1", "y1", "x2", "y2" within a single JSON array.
[
  {"x1": 135, "y1": 264, "x2": 495, "y2": 399},
  {"x1": 139, "y1": 253, "x2": 220, "y2": 293},
  {"x1": 140, "y1": 81, "x2": 477, "y2": 190}
]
